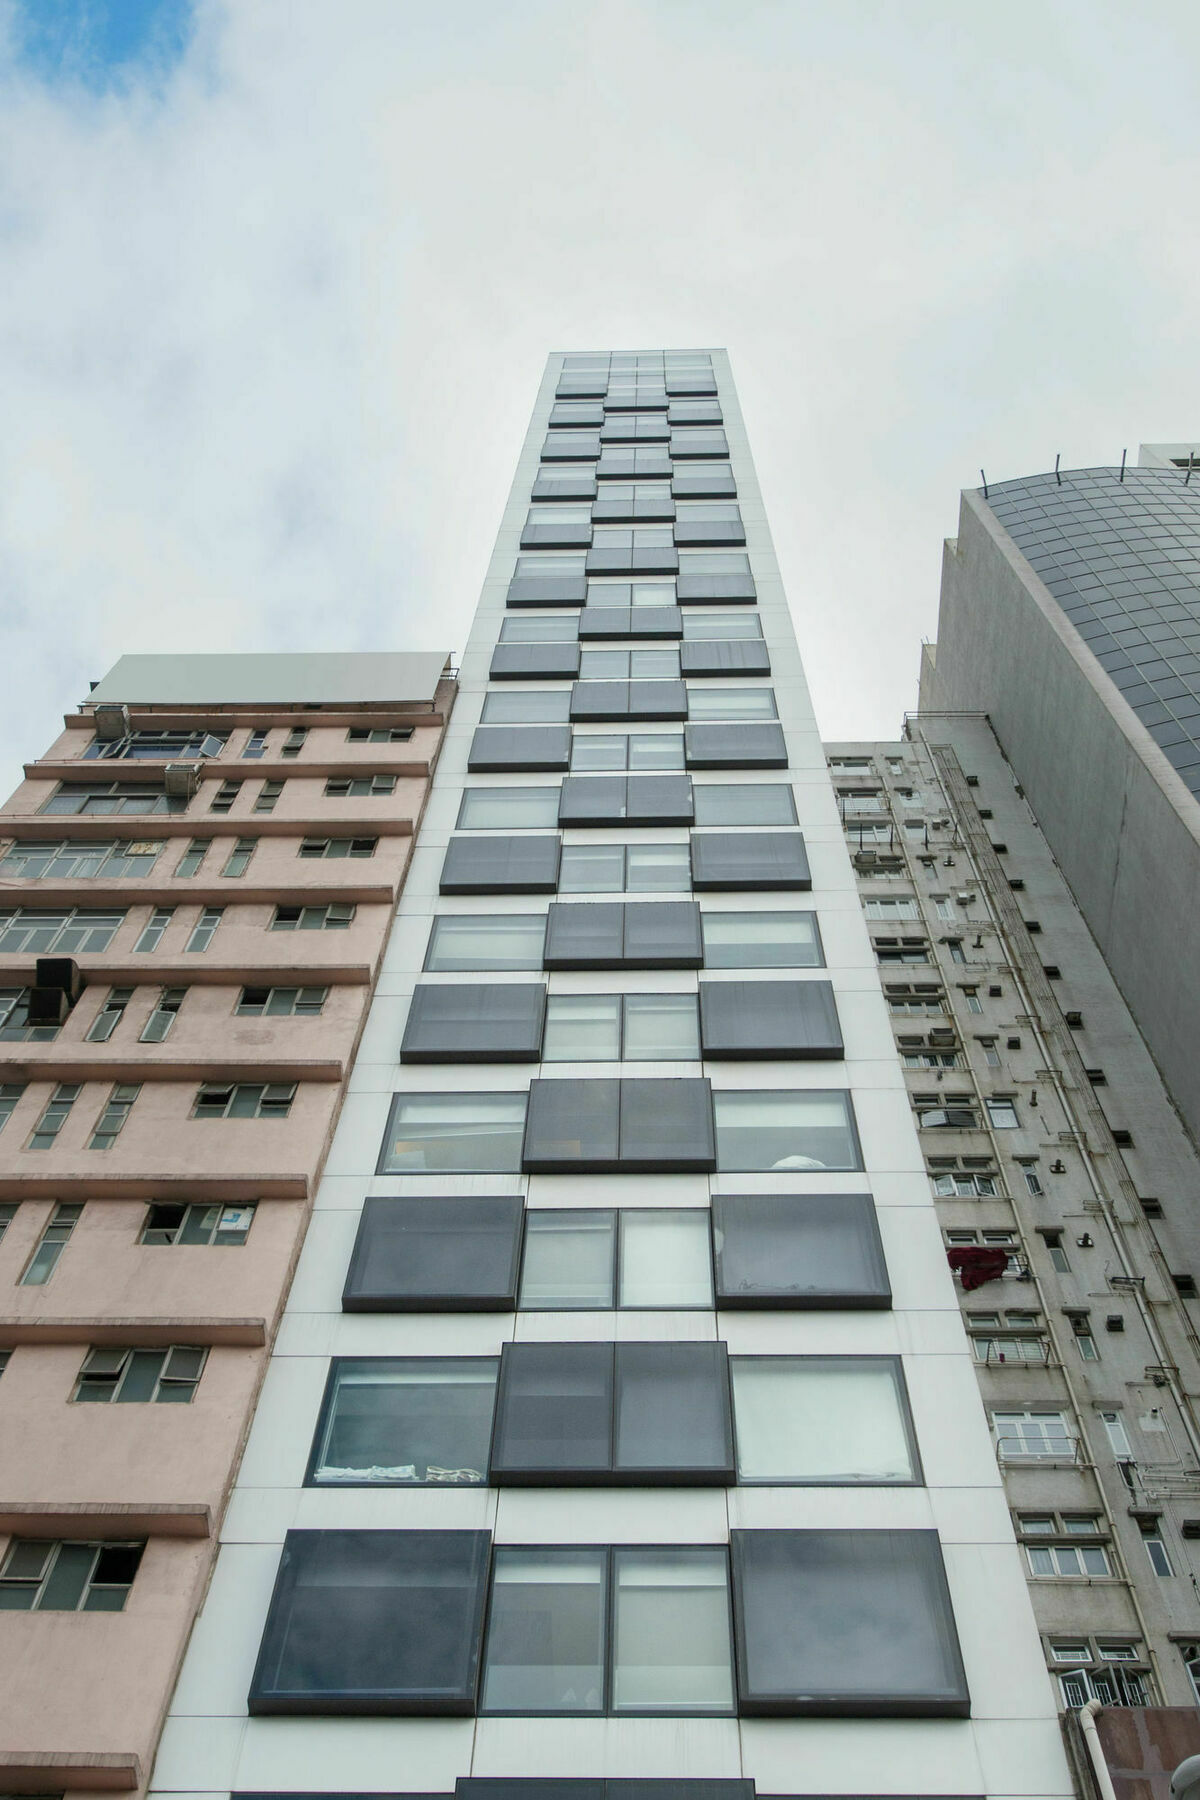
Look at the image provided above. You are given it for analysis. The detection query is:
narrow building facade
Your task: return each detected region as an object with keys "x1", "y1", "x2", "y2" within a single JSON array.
[
  {"x1": 149, "y1": 354, "x2": 1073, "y2": 1800},
  {"x1": 0, "y1": 651, "x2": 452, "y2": 1793}
]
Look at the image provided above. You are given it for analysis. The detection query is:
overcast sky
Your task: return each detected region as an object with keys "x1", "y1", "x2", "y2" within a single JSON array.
[{"x1": 1, "y1": 0, "x2": 1198, "y2": 787}]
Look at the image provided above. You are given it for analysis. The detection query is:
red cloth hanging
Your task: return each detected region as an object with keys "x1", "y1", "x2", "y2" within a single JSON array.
[{"x1": 946, "y1": 1246, "x2": 1009, "y2": 1291}]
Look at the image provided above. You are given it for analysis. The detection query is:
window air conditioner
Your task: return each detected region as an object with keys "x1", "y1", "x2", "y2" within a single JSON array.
[
  {"x1": 164, "y1": 761, "x2": 202, "y2": 799},
  {"x1": 93, "y1": 702, "x2": 130, "y2": 741}
]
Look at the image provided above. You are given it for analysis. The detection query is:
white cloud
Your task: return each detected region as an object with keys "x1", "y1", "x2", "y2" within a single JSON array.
[{"x1": 1, "y1": 0, "x2": 1199, "y2": 787}]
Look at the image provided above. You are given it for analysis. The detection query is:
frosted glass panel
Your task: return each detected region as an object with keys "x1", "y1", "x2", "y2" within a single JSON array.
[
  {"x1": 619, "y1": 1211, "x2": 713, "y2": 1308},
  {"x1": 731, "y1": 1358, "x2": 917, "y2": 1483},
  {"x1": 521, "y1": 1211, "x2": 616, "y2": 1309},
  {"x1": 612, "y1": 1550, "x2": 733, "y2": 1711}
]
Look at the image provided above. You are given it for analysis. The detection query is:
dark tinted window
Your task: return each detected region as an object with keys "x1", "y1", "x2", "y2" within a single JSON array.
[
  {"x1": 468, "y1": 728, "x2": 572, "y2": 773},
  {"x1": 691, "y1": 832, "x2": 810, "y2": 890},
  {"x1": 401, "y1": 984, "x2": 546, "y2": 1063},
  {"x1": 343, "y1": 1196, "x2": 523, "y2": 1312},
  {"x1": 249, "y1": 1529, "x2": 490, "y2": 1714},
  {"x1": 730, "y1": 1529, "x2": 969, "y2": 1716},
  {"x1": 523, "y1": 1078, "x2": 715, "y2": 1172},
  {"x1": 440, "y1": 835, "x2": 561, "y2": 895},
  {"x1": 713, "y1": 1194, "x2": 890, "y2": 1308},
  {"x1": 699, "y1": 980, "x2": 843, "y2": 1059},
  {"x1": 684, "y1": 723, "x2": 787, "y2": 769},
  {"x1": 544, "y1": 901, "x2": 702, "y2": 969},
  {"x1": 490, "y1": 644, "x2": 581, "y2": 680}
]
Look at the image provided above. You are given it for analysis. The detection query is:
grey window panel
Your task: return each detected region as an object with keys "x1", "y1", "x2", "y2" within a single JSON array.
[
  {"x1": 544, "y1": 903, "x2": 626, "y2": 969},
  {"x1": 490, "y1": 644, "x2": 582, "y2": 681},
  {"x1": 622, "y1": 901, "x2": 703, "y2": 967},
  {"x1": 557, "y1": 774, "x2": 628, "y2": 823},
  {"x1": 667, "y1": 400, "x2": 724, "y2": 426},
  {"x1": 601, "y1": 416, "x2": 672, "y2": 442},
  {"x1": 457, "y1": 1783, "x2": 605, "y2": 1800},
  {"x1": 670, "y1": 428, "x2": 728, "y2": 455},
  {"x1": 625, "y1": 774, "x2": 693, "y2": 824},
  {"x1": 248, "y1": 1529, "x2": 490, "y2": 1715},
  {"x1": 619, "y1": 1077, "x2": 715, "y2": 1171},
  {"x1": 490, "y1": 1342, "x2": 733, "y2": 1484},
  {"x1": 523, "y1": 1078, "x2": 621, "y2": 1170},
  {"x1": 666, "y1": 375, "x2": 719, "y2": 396},
  {"x1": 730, "y1": 1529, "x2": 969, "y2": 1717},
  {"x1": 549, "y1": 402, "x2": 604, "y2": 427},
  {"x1": 691, "y1": 832, "x2": 810, "y2": 891},
  {"x1": 490, "y1": 1342, "x2": 613, "y2": 1480},
  {"x1": 556, "y1": 377, "x2": 606, "y2": 399},
  {"x1": 456, "y1": 1786, "x2": 753, "y2": 1800},
  {"x1": 522, "y1": 1077, "x2": 715, "y2": 1172},
  {"x1": 506, "y1": 573, "x2": 588, "y2": 608},
  {"x1": 578, "y1": 607, "x2": 683, "y2": 641},
  {"x1": 674, "y1": 519, "x2": 746, "y2": 547},
  {"x1": 713, "y1": 1194, "x2": 890, "y2": 1309},
  {"x1": 614, "y1": 1342, "x2": 734, "y2": 1482},
  {"x1": 468, "y1": 727, "x2": 572, "y2": 773},
  {"x1": 457, "y1": 1786, "x2": 751, "y2": 1800},
  {"x1": 520, "y1": 523, "x2": 593, "y2": 551},
  {"x1": 675, "y1": 573, "x2": 757, "y2": 603},
  {"x1": 342, "y1": 1196, "x2": 523, "y2": 1312},
  {"x1": 531, "y1": 472, "x2": 598, "y2": 502},
  {"x1": 570, "y1": 682, "x2": 688, "y2": 722},
  {"x1": 597, "y1": 450, "x2": 673, "y2": 480},
  {"x1": 699, "y1": 980, "x2": 843, "y2": 1060},
  {"x1": 541, "y1": 432, "x2": 601, "y2": 461},
  {"x1": 685, "y1": 723, "x2": 788, "y2": 769},
  {"x1": 543, "y1": 902, "x2": 701, "y2": 970},
  {"x1": 401, "y1": 984, "x2": 547, "y2": 1064},
  {"x1": 672, "y1": 469, "x2": 737, "y2": 498},
  {"x1": 680, "y1": 641, "x2": 771, "y2": 677},
  {"x1": 557, "y1": 775, "x2": 694, "y2": 826},
  {"x1": 569, "y1": 682, "x2": 632, "y2": 722},
  {"x1": 440, "y1": 835, "x2": 562, "y2": 895},
  {"x1": 587, "y1": 548, "x2": 680, "y2": 577},
  {"x1": 592, "y1": 495, "x2": 676, "y2": 524}
]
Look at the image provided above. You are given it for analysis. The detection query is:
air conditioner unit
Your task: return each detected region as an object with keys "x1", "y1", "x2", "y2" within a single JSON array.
[
  {"x1": 164, "y1": 761, "x2": 201, "y2": 798},
  {"x1": 955, "y1": 891, "x2": 973, "y2": 905},
  {"x1": 93, "y1": 703, "x2": 130, "y2": 741},
  {"x1": 928, "y1": 1028, "x2": 956, "y2": 1044},
  {"x1": 853, "y1": 849, "x2": 878, "y2": 868},
  {"x1": 27, "y1": 987, "x2": 70, "y2": 1026},
  {"x1": 27, "y1": 956, "x2": 82, "y2": 1024}
]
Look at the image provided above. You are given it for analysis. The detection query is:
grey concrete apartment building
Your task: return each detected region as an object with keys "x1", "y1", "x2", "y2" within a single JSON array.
[
  {"x1": 828, "y1": 716, "x2": 1200, "y2": 1794},
  {"x1": 146, "y1": 352, "x2": 1073, "y2": 1800}
]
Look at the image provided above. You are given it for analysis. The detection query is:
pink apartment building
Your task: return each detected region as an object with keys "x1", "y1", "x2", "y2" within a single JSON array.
[{"x1": 0, "y1": 651, "x2": 453, "y2": 1795}]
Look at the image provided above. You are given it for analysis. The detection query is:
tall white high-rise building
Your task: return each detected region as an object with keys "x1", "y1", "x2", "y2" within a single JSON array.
[{"x1": 149, "y1": 352, "x2": 1073, "y2": 1800}]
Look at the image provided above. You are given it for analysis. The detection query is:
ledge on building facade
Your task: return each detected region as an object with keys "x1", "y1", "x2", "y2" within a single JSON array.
[
  {"x1": 0, "y1": 1750, "x2": 141, "y2": 1792},
  {"x1": 0, "y1": 1315, "x2": 267, "y2": 1347},
  {"x1": 0, "y1": 1172, "x2": 308, "y2": 1200},
  {"x1": 0, "y1": 1054, "x2": 345, "y2": 1083},
  {"x1": 0, "y1": 1500, "x2": 210, "y2": 1537}
]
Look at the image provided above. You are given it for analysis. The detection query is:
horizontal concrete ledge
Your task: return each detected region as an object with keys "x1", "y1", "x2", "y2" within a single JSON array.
[
  {"x1": 25, "y1": 758, "x2": 432, "y2": 783},
  {"x1": 63, "y1": 703, "x2": 451, "y2": 730},
  {"x1": 0, "y1": 1173, "x2": 309, "y2": 1201},
  {"x1": 0, "y1": 1316, "x2": 267, "y2": 1347},
  {"x1": 0, "y1": 962, "x2": 373, "y2": 987},
  {"x1": 0, "y1": 817, "x2": 420, "y2": 842},
  {"x1": 0, "y1": 1054, "x2": 346, "y2": 1083},
  {"x1": 0, "y1": 873, "x2": 401, "y2": 905},
  {"x1": 0, "y1": 1750, "x2": 141, "y2": 1791},
  {"x1": 0, "y1": 1502, "x2": 210, "y2": 1539}
]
